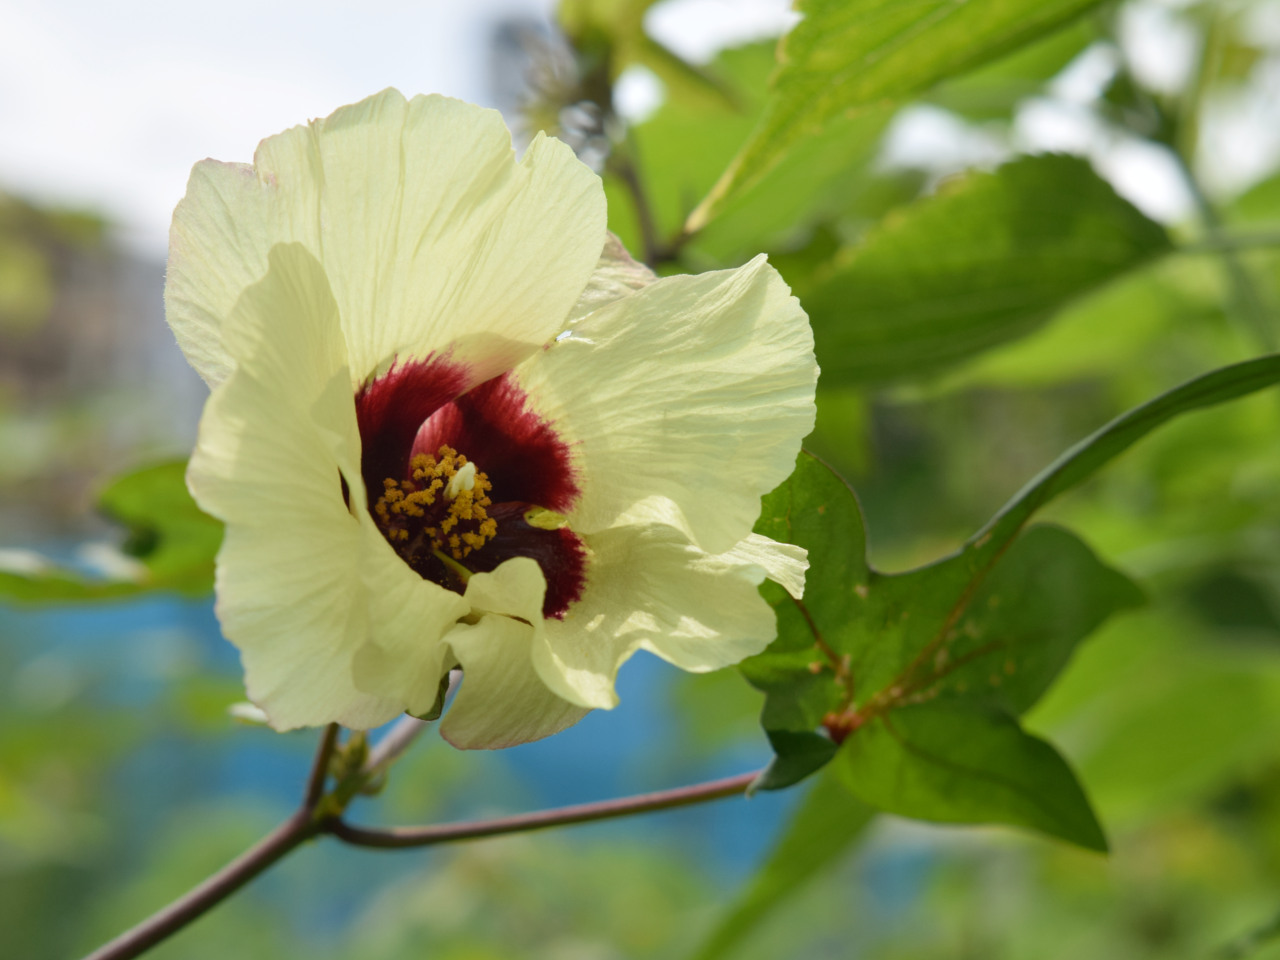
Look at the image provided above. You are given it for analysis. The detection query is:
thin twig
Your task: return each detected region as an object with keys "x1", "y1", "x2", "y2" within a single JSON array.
[
  {"x1": 81, "y1": 725, "x2": 339, "y2": 960},
  {"x1": 81, "y1": 810, "x2": 318, "y2": 960},
  {"x1": 364, "y1": 714, "x2": 430, "y2": 774},
  {"x1": 1179, "y1": 231, "x2": 1280, "y2": 255},
  {"x1": 610, "y1": 151, "x2": 662, "y2": 268},
  {"x1": 328, "y1": 769, "x2": 760, "y2": 849},
  {"x1": 1174, "y1": 154, "x2": 1276, "y2": 350},
  {"x1": 1218, "y1": 905, "x2": 1280, "y2": 959},
  {"x1": 82, "y1": 723, "x2": 761, "y2": 960},
  {"x1": 304, "y1": 723, "x2": 340, "y2": 807}
]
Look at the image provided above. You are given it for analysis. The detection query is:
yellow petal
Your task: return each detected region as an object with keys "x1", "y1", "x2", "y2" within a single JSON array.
[
  {"x1": 190, "y1": 243, "x2": 469, "y2": 728},
  {"x1": 441, "y1": 558, "x2": 587, "y2": 748},
  {"x1": 167, "y1": 89, "x2": 606, "y2": 388},
  {"x1": 189, "y1": 245, "x2": 393, "y2": 728},
  {"x1": 534, "y1": 521, "x2": 790, "y2": 710},
  {"x1": 440, "y1": 615, "x2": 589, "y2": 749},
  {"x1": 435, "y1": 555, "x2": 586, "y2": 752},
  {"x1": 516, "y1": 255, "x2": 817, "y2": 555},
  {"x1": 351, "y1": 516, "x2": 471, "y2": 718}
]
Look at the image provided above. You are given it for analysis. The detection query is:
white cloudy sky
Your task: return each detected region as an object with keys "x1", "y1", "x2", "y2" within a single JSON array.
[{"x1": 0, "y1": 0, "x2": 794, "y2": 254}]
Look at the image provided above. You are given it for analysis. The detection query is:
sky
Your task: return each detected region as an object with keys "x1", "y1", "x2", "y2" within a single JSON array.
[{"x1": 0, "y1": 0, "x2": 795, "y2": 255}]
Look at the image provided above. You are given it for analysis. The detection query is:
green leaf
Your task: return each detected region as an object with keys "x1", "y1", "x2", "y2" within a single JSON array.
[
  {"x1": 687, "y1": 103, "x2": 897, "y2": 267},
  {"x1": 690, "y1": 0, "x2": 1109, "y2": 226},
  {"x1": 745, "y1": 354, "x2": 1280, "y2": 843},
  {"x1": 0, "y1": 460, "x2": 221, "y2": 603},
  {"x1": 744, "y1": 462, "x2": 1141, "y2": 820},
  {"x1": 938, "y1": 524, "x2": 1145, "y2": 717},
  {"x1": 690, "y1": 768, "x2": 875, "y2": 960},
  {"x1": 750, "y1": 730, "x2": 839, "y2": 793},
  {"x1": 605, "y1": 42, "x2": 898, "y2": 267},
  {"x1": 0, "y1": 563, "x2": 140, "y2": 602},
  {"x1": 802, "y1": 155, "x2": 1173, "y2": 384},
  {"x1": 630, "y1": 36, "x2": 740, "y2": 114},
  {"x1": 745, "y1": 452, "x2": 870, "y2": 737},
  {"x1": 932, "y1": 257, "x2": 1220, "y2": 390},
  {"x1": 926, "y1": 17, "x2": 1099, "y2": 121},
  {"x1": 835, "y1": 700, "x2": 1107, "y2": 851},
  {"x1": 600, "y1": 43, "x2": 771, "y2": 259}
]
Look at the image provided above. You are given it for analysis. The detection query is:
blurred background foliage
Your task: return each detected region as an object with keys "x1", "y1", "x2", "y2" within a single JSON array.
[{"x1": 6, "y1": 0, "x2": 1280, "y2": 957}]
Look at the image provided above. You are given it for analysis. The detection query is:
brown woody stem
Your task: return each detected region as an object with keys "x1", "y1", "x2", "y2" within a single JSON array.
[{"x1": 81, "y1": 721, "x2": 759, "y2": 960}]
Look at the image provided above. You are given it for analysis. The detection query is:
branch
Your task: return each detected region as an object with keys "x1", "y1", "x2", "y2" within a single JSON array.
[
  {"x1": 81, "y1": 724, "x2": 760, "y2": 960},
  {"x1": 1173, "y1": 154, "x2": 1276, "y2": 350},
  {"x1": 329, "y1": 769, "x2": 760, "y2": 849},
  {"x1": 1180, "y1": 231, "x2": 1280, "y2": 255},
  {"x1": 81, "y1": 724, "x2": 340, "y2": 960},
  {"x1": 364, "y1": 714, "x2": 431, "y2": 774},
  {"x1": 82, "y1": 812, "x2": 319, "y2": 960},
  {"x1": 1218, "y1": 905, "x2": 1280, "y2": 959},
  {"x1": 304, "y1": 723, "x2": 341, "y2": 807},
  {"x1": 610, "y1": 151, "x2": 662, "y2": 268},
  {"x1": 606, "y1": 132, "x2": 689, "y2": 269}
]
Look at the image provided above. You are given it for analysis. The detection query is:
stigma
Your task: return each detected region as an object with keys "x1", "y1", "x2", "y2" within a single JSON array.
[{"x1": 374, "y1": 445, "x2": 498, "y2": 566}]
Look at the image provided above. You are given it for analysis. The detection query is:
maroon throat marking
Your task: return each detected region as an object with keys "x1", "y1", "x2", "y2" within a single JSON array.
[{"x1": 355, "y1": 356, "x2": 586, "y2": 618}]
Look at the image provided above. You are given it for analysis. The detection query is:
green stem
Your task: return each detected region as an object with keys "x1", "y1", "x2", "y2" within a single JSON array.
[
  {"x1": 1218, "y1": 904, "x2": 1280, "y2": 959},
  {"x1": 1173, "y1": 154, "x2": 1276, "y2": 350},
  {"x1": 609, "y1": 147, "x2": 662, "y2": 268},
  {"x1": 606, "y1": 129, "x2": 690, "y2": 268},
  {"x1": 1178, "y1": 231, "x2": 1280, "y2": 255}
]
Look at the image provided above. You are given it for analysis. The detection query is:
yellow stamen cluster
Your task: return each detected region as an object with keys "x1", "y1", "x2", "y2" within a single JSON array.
[{"x1": 374, "y1": 445, "x2": 497, "y2": 561}]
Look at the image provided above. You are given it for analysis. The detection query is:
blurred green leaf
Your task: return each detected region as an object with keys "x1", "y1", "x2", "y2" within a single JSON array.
[
  {"x1": 0, "y1": 236, "x2": 54, "y2": 332},
  {"x1": 691, "y1": 768, "x2": 875, "y2": 960},
  {"x1": 688, "y1": 104, "x2": 898, "y2": 266},
  {"x1": 0, "y1": 564, "x2": 138, "y2": 602},
  {"x1": 606, "y1": 42, "x2": 902, "y2": 268},
  {"x1": 558, "y1": 0, "x2": 661, "y2": 39},
  {"x1": 0, "y1": 460, "x2": 221, "y2": 602},
  {"x1": 98, "y1": 461, "x2": 222, "y2": 591},
  {"x1": 1228, "y1": 171, "x2": 1280, "y2": 226},
  {"x1": 933, "y1": 257, "x2": 1221, "y2": 391},
  {"x1": 1029, "y1": 606, "x2": 1280, "y2": 826},
  {"x1": 836, "y1": 700, "x2": 1106, "y2": 850},
  {"x1": 1185, "y1": 568, "x2": 1280, "y2": 634},
  {"x1": 559, "y1": 0, "x2": 735, "y2": 111},
  {"x1": 690, "y1": 0, "x2": 1108, "y2": 226},
  {"x1": 803, "y1": 155, "x2": 1172, "y2": 384},
  {"x1": 631, "y1": 36, "x2": 740, "y2": 113},
  {"x1": 602, "y1": 44, "x2": 770, "y2": 257},
  {"x1": 927, "y1": 18, "x2": 1099, "y2": 120}
]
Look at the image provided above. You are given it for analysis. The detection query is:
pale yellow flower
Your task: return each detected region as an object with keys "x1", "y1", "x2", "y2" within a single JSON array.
[{"x1": 166, "y1": 89, "x2": 816, "y2": 748}]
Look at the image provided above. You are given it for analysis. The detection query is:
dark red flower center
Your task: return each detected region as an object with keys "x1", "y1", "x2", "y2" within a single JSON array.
[{"x1": 354, "y1": 356, "x2": 586, "y2": 618}]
